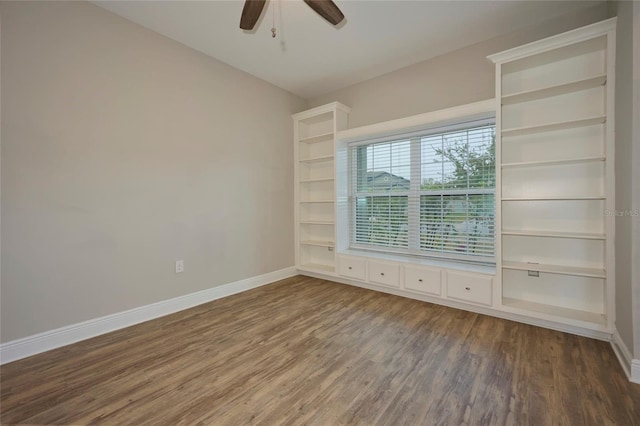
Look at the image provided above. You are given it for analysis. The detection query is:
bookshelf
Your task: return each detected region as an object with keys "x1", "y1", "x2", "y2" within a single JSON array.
[
  {"x1": 489, "y1": 18, "x2": 616, "y2": 331},
  {"x1": 293, "y1": 103, "x2": 350, "y2": 274}
]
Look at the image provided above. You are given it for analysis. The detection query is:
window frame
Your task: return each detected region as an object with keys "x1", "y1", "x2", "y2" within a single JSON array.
[{"x1": 347, "y1": 117, "x2": 496, "y2": 265}]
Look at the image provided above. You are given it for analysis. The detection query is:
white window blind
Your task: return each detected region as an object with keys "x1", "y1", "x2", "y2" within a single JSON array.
[{"x1": 350, "y1": 122, "x2": 495, "y2": 263}]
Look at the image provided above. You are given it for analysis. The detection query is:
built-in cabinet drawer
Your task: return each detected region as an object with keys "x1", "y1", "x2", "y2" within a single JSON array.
[
  {"x1": 368, "y1": 260, "x2": 400, "y2": 288},
  {"x1": 404, "y1": 265, "x2": 441, "y2": 296},
  {"x1": 338, "y1": 254, "x2": 495, "y2": 308},
  {"x1": 446, "y1": 271, "x2": 493, "y2": 306},
  {"x1": 338, "y1": 256, "x2": 366, "y2": 280}
]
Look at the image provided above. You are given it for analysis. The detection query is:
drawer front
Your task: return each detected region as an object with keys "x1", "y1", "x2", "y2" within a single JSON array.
[
  {"x1": 446, "y1": 271, "x2": 493, "y2": 306},
  {"x1": 338, "y1": 256, "x2": 366, "y2": 280},
  {"x1": 403, "y1": 265, "x2": 441, "y2": 296},
  {"x1": 368, "y1": 260, "x2": 400, "y2": 288}
]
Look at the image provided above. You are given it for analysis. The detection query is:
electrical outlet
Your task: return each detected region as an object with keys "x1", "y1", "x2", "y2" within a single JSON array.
[{"x1": 175, "y1": 260, "x2": 184, "y2": 274}]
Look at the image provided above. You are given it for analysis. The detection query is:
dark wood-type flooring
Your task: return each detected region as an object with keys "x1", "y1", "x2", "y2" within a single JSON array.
[{"x1": 2, "y1": 276, "x2": 640, "y2": 425}]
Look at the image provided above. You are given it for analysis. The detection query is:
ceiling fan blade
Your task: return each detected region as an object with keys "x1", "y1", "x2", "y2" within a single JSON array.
[
  {"x1": 240, "y1": 0, "x2": 267, "y2": 30},
  {"x1": 303, "y1": 0, "x2": 345, "y2": 26}
]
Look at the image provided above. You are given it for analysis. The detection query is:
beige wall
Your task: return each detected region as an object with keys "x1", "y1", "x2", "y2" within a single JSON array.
[
  {"x1": 0, "y1": 1, "x2": 304, "y2": 342},
  {"x1": 614, "y1": 0, "x2": 636, "y2": 358},
  {"x1": 633, "y1": 0, "x2": 640, "y2": 361},
  {"x1": 307, "y1": 4, "x2": 608, "y2": 128},
  {"x1": 0, "y1": 0, "x2": 630, "y2": 351}
]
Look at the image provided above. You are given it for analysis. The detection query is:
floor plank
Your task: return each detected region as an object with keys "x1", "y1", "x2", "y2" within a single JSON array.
[{"x1": 1, "y1": 275, "x2": 639, "y2": 425}]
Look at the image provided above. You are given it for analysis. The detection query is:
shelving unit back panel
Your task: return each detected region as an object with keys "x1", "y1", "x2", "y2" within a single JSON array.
[
  {"x1": 502, "y1": 87, "x2": 604, "y2": 130},
  {"x1": 502, "y1": 269, "x2": 605, "y2": 314},
  {"x1": 299, "y1": 202, "x2": 334, "y2": 222},
  {"x1": 502, "y1": 235, "x2": 605, "y2": 269},
  {"x1": 300, "y1": 223, "x2": 334, "y2": 242},
  {"x1": 299, "y1": 180, "x2": 334, "y2": 202},
  {"x1": 502, "y1": 124, "x2": 604, "y2": 164},
  {"x1": 299, "y1": 140, "x2": 333, "y2": 160},
  {"x1": 299, "y1": 161, "x2": 334, "y2": 181},
  {"x1": 300, "y1": 245, "x2": 334, "y2": 268},
  {"x1": 501, "y1": 36, "x2": 606, "y2": 95},
  {"x1": 502, "y1": 199, "x2": 605, "y2": 234},
  {"x1": 298, "y1": 113, "x2": 333, "y2": 139},
  {"x1": 501, "y1": 161, "x2": 604, "y2": 199}
]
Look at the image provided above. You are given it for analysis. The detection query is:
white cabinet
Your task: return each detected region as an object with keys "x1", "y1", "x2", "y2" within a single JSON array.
[
  {"x1": 489, "y1": 18, "x2": 615, "y2": 331},
  {"x1": 338, "y1": 256, "x2": 366, "y2": 281},
  {"x1": 446, "y1": 271, "x2": 493, "y2": 307},
  {"x1": 337, "y1": 254, "x2": 493, "y2": 307},
  {"x1": 367, "y1": 260, "x2": 400, "y2": 288},
  {"x1": 403, "y1": 265, "x2": 441, "y2": 296},
  {"x1": 294, "y1": 103, "x2": 350, "y2": 274}
]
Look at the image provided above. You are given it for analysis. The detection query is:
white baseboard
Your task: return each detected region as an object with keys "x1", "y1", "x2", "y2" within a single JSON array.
[
  {"x1": 632, "y1": 360, "x2": 640, "y2": 384},
  {"x1": 0, "y1": 267, "x2": 297, "y2": 365},
  {"x1": 610, "y1": 329, "x2": 640, "y2": 384}
]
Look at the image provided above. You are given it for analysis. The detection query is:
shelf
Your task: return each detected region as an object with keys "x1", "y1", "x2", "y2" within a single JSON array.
[
  {"x1": 502, "y1": 195, "x2": 604, "y2": 201},
  {"x1": 502, "y1": 116, "x2": 606, "y2": 138},
  {"x1": 299, "y1": 131, "x2": 334, "y2": 144},
  {"x1": 300, "y1": 240, "x2": 334, "y2": 247},
  {"x1": 501, "y1": 75, "x2": 606, "y2": 105},
  {"x1": 299, "y1": 177, "x2": 334, "y2": 183},
  {"x1": 502, "y1": 297, "x2": 606, "y2": 326},
  {"x1": 502, "y1": 261, "x2": 605, "y2": 278},
  {"x1": 300, "y1": 220, "x2": 334, "y2": 225},
  {"x1": 501, "y1": 156, "x2": 605, "y2": 168},
  {"x1": 299, "y1": 154, "x2": 334, "y2": 163},
  {"x1": 298, "y1": 263, "x2": 335, "y2": 274},
  {"x1": 299, "y1": 200, "x2": 334, "y2": 204},
  {"x1": 501, "y1": 230, "x2": 605, "y2": 240},
  {"x1": 298, "y1": 110, "x2": 333, "y2": 125}
]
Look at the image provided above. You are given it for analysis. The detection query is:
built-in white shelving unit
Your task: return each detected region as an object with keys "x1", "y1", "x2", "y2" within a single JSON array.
[
  {"x1": 291, "y1": 20, "x2": 617, "y2": 341},
  {"x1": 293, "y1": 102, "x2": 350, "y2": 274},
  {"x1": 489, "y1": 18, "x2": 616, "y2": 331}
]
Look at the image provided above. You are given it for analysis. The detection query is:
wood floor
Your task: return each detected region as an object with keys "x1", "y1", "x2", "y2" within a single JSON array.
[{"x1": 2, "y1": 276, "x2": 639, "y2": 425}]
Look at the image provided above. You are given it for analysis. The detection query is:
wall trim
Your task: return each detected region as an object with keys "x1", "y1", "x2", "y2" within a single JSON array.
[
  {"x1": 488, "y1": 17, "x2": 617, "y2": 64},
  {"x1": 611, "y1": 330, "x2": 640, "y2": 383},
  {"x1": 611, "y1": 329, "x2": 633, "y2": 378},
  {"x1": 336, "y1": 99, "x2": 495, "y2": 144},
  {"x1": 632, "y1": 360, "x2": 640, "y2": 384},
  {"x1": 292, "y1": 101, "x2": 351, "y2": 120},
  {"x1": 0, "y1": 267, "x2": 297, "y2": 365}
]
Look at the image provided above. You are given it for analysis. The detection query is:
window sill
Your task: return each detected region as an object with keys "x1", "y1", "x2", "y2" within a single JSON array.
[{"x1": 339, "y1": 248, "x2": 496, "y2": 276}]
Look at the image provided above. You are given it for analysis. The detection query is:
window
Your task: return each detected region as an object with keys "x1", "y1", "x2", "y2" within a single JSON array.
[{"x1": 350, "y1": 121, "x2": 495, "y2": 263}]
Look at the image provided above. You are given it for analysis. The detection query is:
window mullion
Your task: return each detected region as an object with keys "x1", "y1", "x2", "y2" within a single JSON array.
[{"x1": 408, "y1": 137, "x2": 421, "y2": 251}]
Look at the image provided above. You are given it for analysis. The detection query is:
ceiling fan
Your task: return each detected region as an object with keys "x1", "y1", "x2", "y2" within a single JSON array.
[{"x1": 239, "y1": 0, "x2": 345, "y2": 30}]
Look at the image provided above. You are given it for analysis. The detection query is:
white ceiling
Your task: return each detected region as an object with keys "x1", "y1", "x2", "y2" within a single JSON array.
[{"x1": 94, "y1": 0, "x2": 603, "y2": 99}]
